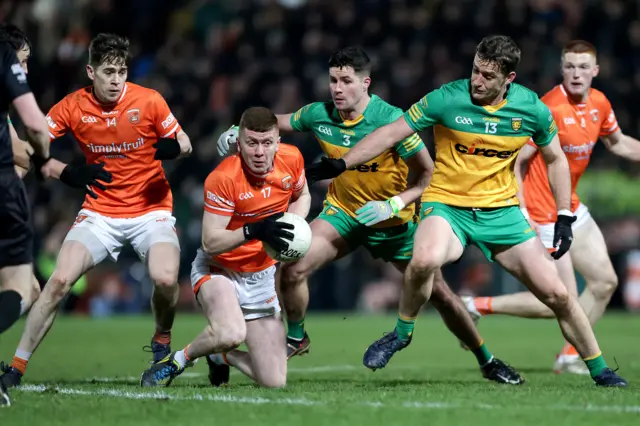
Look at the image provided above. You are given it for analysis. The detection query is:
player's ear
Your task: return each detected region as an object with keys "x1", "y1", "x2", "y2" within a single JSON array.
[
  {"x1": 505, "y1": 71, "x2": 516, "y2": 85},
  {"x1": 592, "y1": 64, "x2": 599, "y2": 78},
  {"x1": 86, "y1": 64, "x2": 95, "y2": 81},
  {"x1": 362, "y1": 76, "x2": 371, "y2": 91}
]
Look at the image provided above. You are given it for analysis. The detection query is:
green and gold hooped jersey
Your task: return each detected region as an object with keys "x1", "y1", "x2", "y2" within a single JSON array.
[
  {"x1": 291, "y1": 95, "x2": 425, "y2": 227},
  {"x1": 404, "y1": 79, "x2": 557, "y2": 208}
]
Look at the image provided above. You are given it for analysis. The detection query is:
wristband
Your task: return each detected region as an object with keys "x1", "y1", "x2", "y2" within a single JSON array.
[
  {"x1": 557, "y1": 209, "x2": 574, "y2": 217},
  {"x1": 388, "y1": 196, "x2": 406, "y2": 215}
]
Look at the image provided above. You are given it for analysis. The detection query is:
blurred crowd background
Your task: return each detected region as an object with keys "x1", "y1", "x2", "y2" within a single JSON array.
[{"x1": 4, "y1": 0, "x2": 640, "y2": 316}]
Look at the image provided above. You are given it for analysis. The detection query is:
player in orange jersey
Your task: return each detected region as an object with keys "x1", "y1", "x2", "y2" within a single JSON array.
[
  {"x1": 463, "y1": 40, "x2": 640, "y2": 374},
  {"x1": 140, "y1": 107, "x2": 309, "y2": 388},
  {"x1": 0, "y1": 33, "x2": 192, "y2": 391}
]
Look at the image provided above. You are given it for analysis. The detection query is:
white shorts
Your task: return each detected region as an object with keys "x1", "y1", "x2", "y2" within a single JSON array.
[
  {"x1": 65, "y1": 209, "x2": 180, "y2": 264},
  {"x1": 190, "y1": 249, "x2": 280, "y2": 321},
  {"x1": 537, "y1": 203, "x2": 591, "y2": 249}
]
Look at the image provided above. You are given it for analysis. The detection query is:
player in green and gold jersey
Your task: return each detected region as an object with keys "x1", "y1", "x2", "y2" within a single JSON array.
[
  {"x1": 306, "y1": 36, "x2": 626, "y2": 387},
  {"x1": 215, "y1": 46, "x2": 523, "y2": 386}
]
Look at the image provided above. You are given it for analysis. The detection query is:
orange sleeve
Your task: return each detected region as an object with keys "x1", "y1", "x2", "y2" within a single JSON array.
[
  {"x1": 292, "y1": 148, "x2": 306, "y2": 192},
  {"x1": 203, "y1": 169, "x2": 236, "y2": 217},
  {"x1": 526, "y1": 138, "x2": 537, "y2": 148},
  {"x1": 46, "y1": 97, "x2": 72, "y2": 141},
  {"x1": 152, "y1": 91, "x2": 182, "y2": 138},
  {"x1": 599, "y1": 97, "x2": 619, "y2": 136}
]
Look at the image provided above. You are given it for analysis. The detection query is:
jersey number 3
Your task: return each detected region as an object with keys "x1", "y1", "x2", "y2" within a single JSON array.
[{"x1": 343, "y1": 135, "x2": 351, "y2": 146}]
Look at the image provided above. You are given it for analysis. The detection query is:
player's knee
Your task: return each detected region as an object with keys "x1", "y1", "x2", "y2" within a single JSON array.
[
  {"x1": 259, "y1": 373, "x2": 286, "y2": 389},
  {"x1": 47, "y1": 272, "x2": 75, "y2": 300},
  {"x1": 541, "y1": 285, "x2": 571, "y2": 312},
  {"x1": 214, "y1": 322, "x2": 246, "y2": 351},
  {"x1": 150, "y1": 266, "x2": 178, "y2": 290},
  {"x1": 281, "y1": 263, "x2": 309, "y2": 287},
  {"x1": 408, "y1": 250, "x2": 441, "y2": 277},
  {"x1": 589, "y1": 273, "x2": 618, "y2": 300}
]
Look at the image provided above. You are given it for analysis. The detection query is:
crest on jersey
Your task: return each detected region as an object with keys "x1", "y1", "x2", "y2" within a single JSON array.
[
  {"x1": 511, "y1": 117, "x2": 523, "y2": 132},
  {"x1": 281, "y1": 175, "x2": 292, "y2": 190},
  {"x1": 127, "y1": 109, "x2": 140, "y2": 124},
  {"x1": 324, "y1": 207, "x2": 338, "y2": 216},
  {"x1": 590, "y1": 109, "x2": 599, "y2": 122}
]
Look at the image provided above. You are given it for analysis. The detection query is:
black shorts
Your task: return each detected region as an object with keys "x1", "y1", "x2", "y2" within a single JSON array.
[{"x1": 0, "y1": 170, "x2": 33, "y2": 267}]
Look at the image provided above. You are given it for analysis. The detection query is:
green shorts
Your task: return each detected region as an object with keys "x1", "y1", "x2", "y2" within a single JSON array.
[
  {"x1": 420, "y1": 202, "x2": 536, "y2": 262},
  {"x1": 317, "y1": 201, "x2": 416, "y2": 262}
]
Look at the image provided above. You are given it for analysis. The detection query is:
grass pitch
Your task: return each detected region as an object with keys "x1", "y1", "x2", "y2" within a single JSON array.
[{"x1": 1, "y1": 313, "x2": 638, "y2": 425}]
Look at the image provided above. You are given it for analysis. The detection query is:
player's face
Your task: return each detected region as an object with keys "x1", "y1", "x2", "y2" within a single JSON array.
[
  {"x1": 16, "y1": 45, "x2": 30, "y2": 74},
  {"x1": 329, "y1": 66, "x2": 370, "y2": 111},
  {"x1": 470, "y1": 55, "x2": 516, "y2": 104},
  {"x1": 238, "y1": 127, "x2": 280, "y2": 175},
  {"x1": 86, "y1": 61, "x2": 128, "y2": 104},
  {"x1": 561, "y1": 52, "x2": 598, "y2": 99}
]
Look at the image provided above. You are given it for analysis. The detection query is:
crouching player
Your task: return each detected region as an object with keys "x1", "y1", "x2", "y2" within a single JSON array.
[{"x1": 140, "y1": 107, "x2": 310, "y2": 388}]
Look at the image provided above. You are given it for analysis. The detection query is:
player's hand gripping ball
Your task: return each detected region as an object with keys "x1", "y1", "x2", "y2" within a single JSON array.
[{"x1": 263, "y1": 212, "x2": 312, "y2": 263}]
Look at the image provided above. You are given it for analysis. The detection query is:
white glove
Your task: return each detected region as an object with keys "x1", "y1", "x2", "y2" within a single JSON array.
[
  {"x1": 217, "y1": 125, "x2": 239, "y2": 157},
  {"x1": 355, "y1": 196, "x2": 405, "y2": 227}
]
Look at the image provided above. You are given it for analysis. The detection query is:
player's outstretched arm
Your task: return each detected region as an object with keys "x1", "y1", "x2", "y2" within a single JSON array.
[
  {"x1": 287, "y1": 181, "x2": 311, "y2": 219},
  {"x1": 343, "y1": 116, "x2": 414, "y2": 169},
  {"x1": 216, "y1": 115, "x2": 295, "y2": 158},
  {"x1": 276, "y1": 114, "x2": 294, "y2": 133},
  {"x1": 601, "y1": 129, "x2": 640, "y2": 161},
  {"x1": 514, "y1": 143, "x2": 538, "y2": 215},
  {"x1": 201, "y1": 211, "x2": 247, "y2": 256}
]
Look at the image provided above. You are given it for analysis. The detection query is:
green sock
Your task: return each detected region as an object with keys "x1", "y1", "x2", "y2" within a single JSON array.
[
  {"x1": 395, "y1": 315, "x2": 416, "y2": 341},
  {"x1": 287, "y1": 319, "x2": 305, "y2": 340},
  {"x1": 584, "y1": 353, "x2": 608, "y2": 377},
  {"x1": 471, "y1": 342, "x2": 493, "y2": 366}
]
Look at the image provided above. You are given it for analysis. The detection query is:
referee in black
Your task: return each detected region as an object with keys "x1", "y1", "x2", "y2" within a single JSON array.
[{"x1": 0, "y1": 26, "x2": 50, "y2": 407}]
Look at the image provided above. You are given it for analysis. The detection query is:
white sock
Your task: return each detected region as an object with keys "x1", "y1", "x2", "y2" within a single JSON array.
[
  {"x1": 20, "y1": 299, "x2": 27, "y2": 316},
  {"x1": 174, "y1": 349, "x2": 188, "y2": 369},
  {"x1": 15, "y1": 349, "x2": 31, "y2": 361}
]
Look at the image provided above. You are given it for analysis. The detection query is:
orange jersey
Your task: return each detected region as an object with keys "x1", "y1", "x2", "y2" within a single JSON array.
[
  {"x1": 524, "y1": 85, "x2": 618, "y2": 223},
  {"x1": 46, "y1": 83, "x2": 182, "y2": 218},
  {"x1": 203, "y1": 144, "x2": 306, "y2": 273}
]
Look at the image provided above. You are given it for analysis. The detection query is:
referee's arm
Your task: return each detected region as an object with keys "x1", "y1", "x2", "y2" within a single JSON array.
[{"x1": 1, "y1": 44, "x2": 49, "y2": 159}]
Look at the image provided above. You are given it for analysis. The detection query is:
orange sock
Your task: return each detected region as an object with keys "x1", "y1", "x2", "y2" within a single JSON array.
[
  {"x1": 474, "y1": 297, "x2": 493, "y2": 315},
  {"x1": 560, "y1": 341, "x2": 579, "y2": 356},
  {"x1": 222, "y1": 353, "x2": 230, "y2": 365},
  {"x1": 152, "y1": 330, "x2": 171, "y2": 345},
  {"x1": 10, "y1": 356, "x2": 28, "y2": 375}
]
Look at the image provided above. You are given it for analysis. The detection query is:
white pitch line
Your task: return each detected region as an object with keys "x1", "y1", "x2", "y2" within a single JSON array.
[
  {"x1": 85, "y1": 365, "x2": 358, "y2": 383},
  {"x1": 14, "y1": 384, "x2": 640, "y2": 414}
]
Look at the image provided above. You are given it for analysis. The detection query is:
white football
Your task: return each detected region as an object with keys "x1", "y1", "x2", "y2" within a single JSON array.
[{"x1": 264, "y1": 212, "x2": 312, "y2": 263}]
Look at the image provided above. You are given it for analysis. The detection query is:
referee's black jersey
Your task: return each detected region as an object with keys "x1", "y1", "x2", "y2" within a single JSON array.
[{"x1": 0, "y1": 41, "x2": 32, "y2": 172}]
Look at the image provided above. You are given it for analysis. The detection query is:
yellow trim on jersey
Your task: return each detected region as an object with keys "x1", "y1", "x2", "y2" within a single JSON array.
[
  {"x1": 407, "y1": 104, "x2": 423, "y2": 123},
  {"x1": 402, "y1": 133, "x2": 422, "y2": 151},
  {"x1": 338, "y1": 111, "x2": 365, "y2": 127},
  {"x1": 482, "y1": 98, "x2": 508, "y2": 113}
]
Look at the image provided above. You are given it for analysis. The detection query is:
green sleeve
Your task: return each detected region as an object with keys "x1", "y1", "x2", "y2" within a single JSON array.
[
  {"x1": 7, "y1": 115, "x2": 11, "y2": 125},
  {"x1": 402, "y1": 88, "x2": 445, "y2": 133},
  {"x1": 388, "y1": 109, "x2": 425, "y2": 159},
  {"x1": 290, "y1": 103, "x2": 319, "y2": 132},
  {"x1": 532, "y1": 100, "x2": 557, "y2": 148}
]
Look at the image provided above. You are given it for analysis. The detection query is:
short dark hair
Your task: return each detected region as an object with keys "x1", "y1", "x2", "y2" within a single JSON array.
[
  {"x1": 328, "y1": 46, "x2": 371, "y2": 76},
  {"x1": 239, "y1": 107, "x2": 278, "y2": 133},
  {"x1": 0, "y1": 23, "x2": 32, "y2": 52},
  {"x1": 88, "y1": 33, "x2": 130, "y2": 67},
  {"x1": 563, "y1": 40, "x2": 597, "y2": 59},
  {"x1": 476, "y1": 35, "x2": 521, "y2": 75}
]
